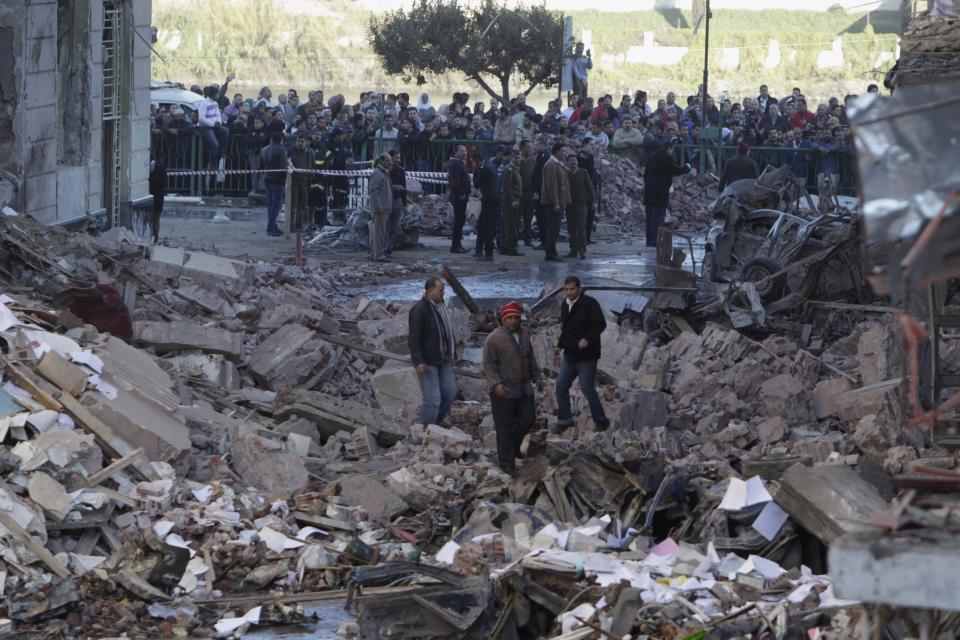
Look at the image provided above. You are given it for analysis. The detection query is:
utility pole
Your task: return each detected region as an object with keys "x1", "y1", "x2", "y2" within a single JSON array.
[{"x1": 698, "y1": 0, "x2": 711, "y2": 173}]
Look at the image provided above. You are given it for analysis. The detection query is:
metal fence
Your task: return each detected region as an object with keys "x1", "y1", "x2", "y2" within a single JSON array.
[{"x1": 609, "y1": 142, "x2": 856, "y2": 196}]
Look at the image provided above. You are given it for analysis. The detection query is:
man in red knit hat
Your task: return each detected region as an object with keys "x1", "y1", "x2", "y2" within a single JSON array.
[{"x1": 482, "y1": 301, "x2": 541, "y2": 474}]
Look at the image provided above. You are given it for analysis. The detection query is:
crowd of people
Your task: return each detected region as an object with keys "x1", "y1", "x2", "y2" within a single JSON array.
[{"x1": 149, "y1": 58, "x2": 873, "y2": 250}]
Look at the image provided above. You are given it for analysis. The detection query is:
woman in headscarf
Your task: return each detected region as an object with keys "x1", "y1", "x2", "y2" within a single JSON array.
[{"x1": 417, "y1": 92, "x2": 436, "y2": 120}]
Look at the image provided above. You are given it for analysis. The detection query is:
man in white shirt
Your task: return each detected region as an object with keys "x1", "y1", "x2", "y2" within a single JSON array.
[{"x1": 197, "y1": 85, "x2": 228, "y2": 171}]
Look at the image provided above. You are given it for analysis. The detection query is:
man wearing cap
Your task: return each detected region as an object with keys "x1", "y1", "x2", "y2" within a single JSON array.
[
  {"x1": 553, "y1": 276, "x2": 610, "y2": 433},
  {"x1": 718, "y1": 142, "x2": 759, "y2": 192},
  {"x1": 409, "y1": 277, "x2": 458, "y2": 427},
  {"x1": 483, "y1": 301, "x2": 540, "y2": 474}
]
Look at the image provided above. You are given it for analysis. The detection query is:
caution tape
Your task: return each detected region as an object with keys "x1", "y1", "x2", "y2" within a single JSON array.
[{"x1": 164, "y1": 168, "x2": 450, "y2": 180}]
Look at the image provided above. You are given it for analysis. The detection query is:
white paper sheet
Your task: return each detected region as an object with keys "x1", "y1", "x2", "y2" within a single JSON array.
[
  {"x1": 258, "y1": 527, "x2": 304, "y2": 554},
  {"x1": 718, "y1": 477, "x2": 748, "y2": 511},
  {"x1": 214, "y1": 606, "x2": 261, "y2": 636},
  {"x1": 752, "y1": 501, "x2": 789, "y2": 541},
  {"x1": 435, "y1": 540, "x2": 461, "y2": 565},
  {"x1": 745, "y1": 476, "x2": 773, "y2": 506}
]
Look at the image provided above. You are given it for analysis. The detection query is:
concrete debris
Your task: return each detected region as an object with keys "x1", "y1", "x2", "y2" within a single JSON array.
[{"x1": 0, "y1": 204, "x2": 952, "y2": 638}]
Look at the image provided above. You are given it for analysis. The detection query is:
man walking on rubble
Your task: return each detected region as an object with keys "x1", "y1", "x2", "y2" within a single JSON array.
[
  {"x1": 409, "y1": 277, "x2": 458, "y2": 427},
  {"x1": 552, "y1": 276, "x2": 610, "y2": 433},
  {"x1": 447, "y1": 145, "x2": 471, "y2": 254},
  {"x1": 483, "y1": 301, "x2": 540, "y2": 475},
  {"x1": 260, "y1": 131, "x2": 288, "y2": 237}
]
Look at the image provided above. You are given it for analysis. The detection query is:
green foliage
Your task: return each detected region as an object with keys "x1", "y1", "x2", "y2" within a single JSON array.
[
  {"x1": 367, "y1": 0, "x2": 563, "y2": 102},
  {"x1": 151, "y1": 0, "x2": 901, "y2": 107}
]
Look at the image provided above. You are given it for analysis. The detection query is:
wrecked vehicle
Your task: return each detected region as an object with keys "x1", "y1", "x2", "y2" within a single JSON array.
[{"x1": 701, "y1": 165, "x2": 865, "y2": 306}]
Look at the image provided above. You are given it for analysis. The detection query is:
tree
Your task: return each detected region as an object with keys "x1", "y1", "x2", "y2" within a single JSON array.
[{"x1": 368, "y1": 0, "x2": 563, "y2": 104}]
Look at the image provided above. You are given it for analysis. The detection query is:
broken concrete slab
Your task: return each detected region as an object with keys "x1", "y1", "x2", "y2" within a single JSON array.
[
  {"x1": 811, "y1": 377, "x2": 854, "y2": 420},
  {"x1": 758, "y1": 374, "x2": 812, "y2": 426},
  {"x1": 231, "y1": 432, "x2": 309, "y2": 499},
  {"x1": 338, "y1": 474, "x2": 409, "y2": 522},
  {"x1": 774, "y1": 463, "x2": 889, "y2": 544},
  {"x1": 248, "y1": 324, "x2": 337, "y2": 391},
  {"x1": 84, "y1": 336, "x2": 191, "y2": 461},
  {"x1": 617, "y1": 389, "x2": 668, "y2": 430},
  {"x1": 27, "y1": 471, "x2": 72, "y2": 522},
  {"x1": 134, "y1": 321, "x2": 245, "y2": 362},
  {"x1": 756, "y1": 416, "x2": 787, "y2": 445},
  {"x1": 273, "y1": 388, "x2": 407, "y2": 444},
  {"x1": 143, "y1": 246, "x2": 255, "y2": 292},
  {"x1": 857, "y1": 325, "x2": 901, "y2": 386},
  {"x1": 830, "y1": 532, "x2": 960, "y2": 612},
  {"x1": 371, "y1": 363, "x2": 421, "y2": 419},
  {"x1": 166, "y1": 352, "x2": 240, "y2": 391}
]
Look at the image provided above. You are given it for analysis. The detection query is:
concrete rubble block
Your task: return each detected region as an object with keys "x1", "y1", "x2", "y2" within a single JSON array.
[
  {"x1": 759, "y1": 373, "x2": 813, "y2": 425},
  {"x1": 425, "y1": 424, "x2": 473, "y2": 447},
  {"x1": 172, "y1": 283, "x2": 236, "y2": 317},
  {"x1": 338, "y1": 473, "x2": 409, "y2": 522},
  {"x1": 857, "y1": 325, "x2": 901, "y2": 386},
  {"x1": 27, "y1": 471, "x2": 72, "y2": 522},
  {"x1": 757, "y1": 416, "x2": 788, "y2": 445},
  {"x1": 790, "y1": 438, "x2": 837, "y2": 463},
  {"x1": 617, "y1": 389, "x2": 668, "y2": 431},
  {"x1": 86, "y1": 337, "x2": 191, "y2": 461},
  {"x1": 134, "y1": 321, "x2": 245, "y2": 362},
  {"x1": 774, "y1": 463, "x2": 889, "y2": 544},
  {"x1": 142, "y1": 246, "x2": 255, "y2": 293},
  {"x1": 830, "y1": 532, "x2": 960, "y2": 612},
  {"x1": 835, "y1": 379, "x2": 899, "y2": 426},
  {"x1": 257, "y1": 304, "x2": 340, "y2": 336},
  {"x1": 852, "y1": 414, "x2": 896, "y2": 463},
  {"x1": 166, "y1": 352, "x2": 240, "y2": 391},
  {"x1": 883, "y1": 445, "x2": 918, "y2": 474},
  {"x1": 248, "y1": 324, "x2": 336, "y2": 391},
  {"x1": 231, "y1": 431, "x2": 309, "y2": 499},
  {"x1": 357, "y1": 308, "x2": 411, "y2": 355},
  {"x1": 273, "y1": 388, "x2": 408, "y2": 444},
  {"x1": 812, "y1": 377, "x2": 855, "y2": 420},
  {"x1": 371, "y1": 363, "x2": 421, "y2": 419}
]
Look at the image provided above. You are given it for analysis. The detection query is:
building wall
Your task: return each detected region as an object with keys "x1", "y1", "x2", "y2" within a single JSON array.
[{"x1": 0, "y1": 0, "x2": 150, "y2": 226}]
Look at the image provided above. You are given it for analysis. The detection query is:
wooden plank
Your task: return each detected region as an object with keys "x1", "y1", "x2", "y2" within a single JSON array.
[
  {"x1": 57, "y1": 393, "x2": 160, "y2": 481},
  {"x1": 0, "y1": 511, "x2": 70, "y2": 579},
  {"x1": 3, "y1": 360, "x2": 62, "y2": 411},
  {"x1": 36, "y1": 350, "x2": 88, "y2": 396},
  {"x1": 86, "y1": 447, "x2": 145, "y2": 487},
  {"x1": 442, "y1": 265, "x2": 480, "y2": 314}
]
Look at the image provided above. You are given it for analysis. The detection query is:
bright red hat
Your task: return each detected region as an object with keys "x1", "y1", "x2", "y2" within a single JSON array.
[{"x1": 500, "y1": 301, "x2": 523, "y2": 320}]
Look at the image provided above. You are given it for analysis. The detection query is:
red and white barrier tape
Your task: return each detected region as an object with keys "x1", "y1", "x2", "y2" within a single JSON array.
[{"x1": 165, "y1": 168, "x2": 450, "y2": 180}]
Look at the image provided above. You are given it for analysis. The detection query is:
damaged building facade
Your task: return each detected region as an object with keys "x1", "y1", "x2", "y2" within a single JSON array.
[{"x1": 0, "y1": 0, "x2": 151, "y2": 227}]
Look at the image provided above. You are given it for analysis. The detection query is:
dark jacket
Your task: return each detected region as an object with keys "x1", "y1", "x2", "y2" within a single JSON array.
[
  {"x1": 643, "y1": 148, "x2": 691, "y2": 207},
  {"x1": 482, "y1": 327, "x2": 540, "y2": 399},
  {"x1": 568, "y1": 167, "x2": 595, "y2": 207},
  {"x1": 390, "y1": 164, "x2": 407, "y2": 201},
  {"x1": 474, "y1": 163, "x2": 498, "y2": 204},
  {"x1": 718, "y1": 155, "x2": 759, "y2": 191},
  {"x1": 408, "y1": 297, "x2": 454, "y2": 367},
  {"x1": 448, "y1": 157, "x2": 471, "y2": 203},
  {"x1": 530, "y1": 150, "x2": 550, "y2": 198},
  {"x1": 558, "y1": 294, "x2": 606, "y2": 362},
  {"x1": 259, "y1": 143, "x2": 289, "y2": 185},
  {"x1": 149, "y1": 163, "x2": 166, "y2": 197}
]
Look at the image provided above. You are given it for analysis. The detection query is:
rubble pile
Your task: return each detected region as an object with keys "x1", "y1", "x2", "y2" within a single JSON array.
[
  {"x1": 597, "y1": 153, "x2": 719, "y2": 235},
  {"x1": 0, "y1": 207, "x2": 949, "y2": 637}
]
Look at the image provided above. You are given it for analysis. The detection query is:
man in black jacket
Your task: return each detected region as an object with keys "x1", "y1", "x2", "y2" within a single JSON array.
[
  {"x1": 259, "y1": 131, "x2": 288, "y2": 236},
  {"x1": 385, "y1": 149, "x2": 406, "y2": 258},
  {"x1": 408, "y1": 277, "x2": 458, "y2": 427},
  {"x1": 552, "y1": 276, "x2": 610, "y2": 433},
  {"x1": 447, "y1": 145, "x2": 471, "y2": 254},
  {"x1": 148, "y1": 160, "x2": 166, "y2": 244},
  {"x1": 643, "y1": 139, "x2": 691, "y2": 248},
  {"x1": 718, "y1": 142, "x2": 759, "y2": 191}
]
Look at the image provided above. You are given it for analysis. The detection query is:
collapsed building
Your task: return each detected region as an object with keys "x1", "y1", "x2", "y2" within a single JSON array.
[{"x1": 0, "y1": 0, "x2": 152, "y2": 227}]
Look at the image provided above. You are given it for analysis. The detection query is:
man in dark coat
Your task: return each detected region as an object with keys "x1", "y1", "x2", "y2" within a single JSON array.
[
  {"x1": 718, "y1": 142, "x2": 759, "y2": 191},
  {"x1": 552, "y1": 276, "x2": 610, "y2": 433},
  {"x1": 483, "y1": 301, "x2": 540, "y2": 474},
  {"x1": 408, "y1": 277, "x2": 458, "y2": 427},
  {"x1": 148, "y1": 160, "x2": 166, "y2": 244},
  {"x1": 447, "y1": 145, "x2": 471, "y2": 254},
  {"x1": 642, "y1": 139, "x2": 691, "y2": 248}
]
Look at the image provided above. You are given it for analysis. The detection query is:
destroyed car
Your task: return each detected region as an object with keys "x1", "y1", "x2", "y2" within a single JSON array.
[{"x1": 701, "y1": 165, "x2": 861, "y2": 304}]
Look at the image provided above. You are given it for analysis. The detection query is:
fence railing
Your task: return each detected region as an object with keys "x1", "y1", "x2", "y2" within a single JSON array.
[{"x1": 607, "y1": 142, "x2": 855, "y2": 196}]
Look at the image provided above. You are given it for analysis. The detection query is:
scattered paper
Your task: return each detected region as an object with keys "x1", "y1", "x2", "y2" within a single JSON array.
[
  {"x1": 435, "y1": 540, "x2": 461, "y2": 565},
  {"x1": 0, "y1": 306, "x2": 18, "y2": 332},
  {"x1": 752, "y1": 501, "x2": 789, "y2": 541},
  {"x1": 153, "y1": 520, "x2": 175, "y2": 538},
  {"x1": 745, "y1": 476, "x2": 773, "y2": 506},
  {"x1": 258, "y1": 527, "x2": 304, "y2": 554},
  {"x1": 69, "y1": 351, "x2": 104, "y2": 374},
  {"x1": 191, "y1": 485, "x2": 214, "y2": 504},
  {"x1": 718, "y1": 477, "x2": 748, "y2": 511},
  {"x1": 214, "y1": 606, "x2": 261, "y2": 636},
  {"x1": 738, "y1": 554, "x2": 785, "y2": 580},
  {"x1": 296, "y1": 526, "x2": 329, "y2": 541},
  {"x1": 165, "y1": 533, "x2": 196, "y2": 558},
  {"x1": 649, "y1": 537, "x2": 679, "y2": 557},
  {"x1": 88, "y1": 375, "x2": 118, "y2": 400}
]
